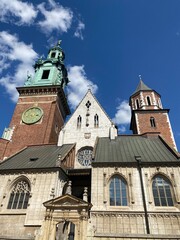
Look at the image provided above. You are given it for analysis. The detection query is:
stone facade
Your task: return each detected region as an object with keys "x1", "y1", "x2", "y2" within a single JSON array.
[
  {"x1": 0, "y1": 170, "x2": 68, "y2": 239},
  {"x1": 58, "y1": 90, "x2": 117, "y2": 168},
  {"x1": 89, "y1": 166, "x2": 180, "y2": 239}
]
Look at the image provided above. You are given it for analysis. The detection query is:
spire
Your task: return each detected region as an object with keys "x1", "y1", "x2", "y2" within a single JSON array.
[
  {"x1": 131, "y1": 77, "x2": 152, "y2": 97},
  {"x1": 135, "y1": 79, "x2": 152, "y2": 93}
]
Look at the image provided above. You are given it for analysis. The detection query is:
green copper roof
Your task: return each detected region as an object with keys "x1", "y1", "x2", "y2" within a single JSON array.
[
  {"x1": 0, "y1": 144, "x2": 74, "y2": 170},
  {"x1": 93, "y1": 135, "x2": 180, "y2": 164},
  {"x1": 24, "y1": 41, "x2": 69, "y2": 88}
]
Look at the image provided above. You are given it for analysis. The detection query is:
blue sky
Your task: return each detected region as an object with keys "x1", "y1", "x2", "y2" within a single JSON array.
[{"x1": 0, "y1": 0, "x2": 180, "y2": 150}]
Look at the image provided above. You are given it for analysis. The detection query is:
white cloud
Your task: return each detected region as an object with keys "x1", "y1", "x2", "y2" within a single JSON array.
[
  {"x1": 112, "y1": 100, "x2": 131, "y2": 133},
  {"x1": 37, "y1": 0, "x2": 73, "y2": 34},
  {"x1": 67, "y1": 65, "x2": 98, "y2": 109},
  {"x1": 0, "y1": 31, "x2": 38, "y2": 102},
  {"x1": 74, "y1": 21, "x2": 85, "y2": 40},
  {"x1": 0, "y1": 0, "x2": 37, "y2": 25}
]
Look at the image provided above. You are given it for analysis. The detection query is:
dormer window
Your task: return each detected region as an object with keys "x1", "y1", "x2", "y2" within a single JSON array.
[
  {"x1": 42, "y1": 70, "x2": 50, "y2": 79},
  {"x1": 147, "y1": 96, "x2": 151, "y2": 106}
]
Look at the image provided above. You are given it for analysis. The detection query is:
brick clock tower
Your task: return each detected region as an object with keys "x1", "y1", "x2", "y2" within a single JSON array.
[
  {"x1": 0, "y1": 41, "x2": 70, "y2": 160},
  {"x1": 129, "y1": 79, "x2": 177, "y2": 150}
]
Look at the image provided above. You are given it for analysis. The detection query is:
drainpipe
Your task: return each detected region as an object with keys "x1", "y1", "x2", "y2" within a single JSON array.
[{"x1": 135, "y1": 156, "x2": 150, "y2": 234}]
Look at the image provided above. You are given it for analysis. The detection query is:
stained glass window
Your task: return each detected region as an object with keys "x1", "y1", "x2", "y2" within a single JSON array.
[
  {"x1": 152, "y1": 175, "x2": 173, "y2": 206},
  {"x1": 109, "y1": 175, "x2": 127, "y2": 206}
]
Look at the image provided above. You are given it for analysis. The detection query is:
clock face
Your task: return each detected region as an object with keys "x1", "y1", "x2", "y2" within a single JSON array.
[
  {"x1": 77, "y1": 148, "x2": 93, "y2": 166},
  {"x1": 22, "y1": 107, "x2": 43, "y2": 125}
]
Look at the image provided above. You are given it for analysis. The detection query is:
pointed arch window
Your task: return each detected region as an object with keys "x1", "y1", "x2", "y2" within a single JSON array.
[
  {"x1": 150, "y1": 117, "x2": 156, "y2": 127},
  {"x1": 7, "y1": 180, "x2": 30, "y2": 209},
  {"x1": 136, "y1": 99, "x2": 140, "y2": 109},
  {"x1": 109, "y1": 175, "x2": 127, "y2": 206},
  {"x1": 94, "y1": 114, "x2": 99, "y2": 127},
  {"x1": 77, "y1": 115, "x2": 82, "y2": 128},
  {"x1": 147, "y1": 96, "x2": 151, "y2": 106},
  {"x1": 152, "y1": 175, "x2": 173, "y2": 206}
]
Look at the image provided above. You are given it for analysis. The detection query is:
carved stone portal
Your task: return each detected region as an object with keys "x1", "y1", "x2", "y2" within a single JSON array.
[{"x1": 35, "y1": 194, "x2": 92, "y2": 240}]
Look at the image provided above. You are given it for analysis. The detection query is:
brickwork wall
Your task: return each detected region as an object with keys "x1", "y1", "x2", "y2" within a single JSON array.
[
  {"x1": 130, "y1": 91, "x2": 162, "y2": 110},
  {"x1": 130, "y1": 90, "x2": 176, "y2": 150},
  {"x1": 0, "y1": 139, "x2": 9, "y2": 161},
  {"x1": 3, "y1": 94, "x2": 64, "y2": 159},
  {"x1": 135, "y1": 112, "x2": 176, "y2": 149}
]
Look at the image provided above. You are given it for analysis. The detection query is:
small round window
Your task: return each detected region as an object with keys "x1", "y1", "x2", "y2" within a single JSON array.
[{"x1": 77, "y1": 147, "x2": 93, "y2": 166}]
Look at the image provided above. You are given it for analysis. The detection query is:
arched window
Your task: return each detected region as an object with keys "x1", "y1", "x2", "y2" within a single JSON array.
[
  {"x1": 94, "y1": 114, "x2": 99, "y2": 127},
  {"x1": 152, "y1": 175, "x2": 173, "y2": 206},
  {"x1": 136, "y1": 99, "x2": 140, "y2": 109},
  {"x1": 147, "y1": 96, "x2": 151, "y2": 105},
  {"x1": 7, "y1": 180, "x2": 30, "y2": 209},
  {"x1": 150, "y1": 117, "x2": 156, "y2": 127},
  {"x1": 109, "y1": 175, "x2": 127, "y2": 206},
  {"x1": 51, "y1": 52, "x2": 56, "y2": 58},
  {"x1": 77, "y1": 115, "x2": 82, "y2": 128}
]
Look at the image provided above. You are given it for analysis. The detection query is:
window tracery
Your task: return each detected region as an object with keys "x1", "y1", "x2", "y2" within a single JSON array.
[
  {"x1": 77, "y1": 147, "x2": 93, "y2": 166},
  {"x1": 7, "y1": 180, "x2": 30, "y2": 209}
]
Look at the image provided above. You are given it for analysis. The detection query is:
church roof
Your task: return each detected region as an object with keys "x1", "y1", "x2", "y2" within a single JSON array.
[
  {"x1": 0, "y1": 144, "x2": 74, "y2": 171},
  {"x1": 93, "y1": 135, "x2": 180, "y2": 165},
  {"x1": 135, "y1": 80, "x2": 152, "y2": 92}
]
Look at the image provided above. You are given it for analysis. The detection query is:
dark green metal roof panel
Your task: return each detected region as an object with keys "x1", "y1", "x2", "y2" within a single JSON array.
[
  {"x1": 0, "y1": 144, "x2": 74, "y2": 170},
  {"x1": 94, "y1": 136, "x2": 179, "y2": 164}
]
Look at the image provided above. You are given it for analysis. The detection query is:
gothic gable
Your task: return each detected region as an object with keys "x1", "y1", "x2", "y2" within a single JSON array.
[{"x1": 58, "y1": 90, "x2": 117, "y2": 168}]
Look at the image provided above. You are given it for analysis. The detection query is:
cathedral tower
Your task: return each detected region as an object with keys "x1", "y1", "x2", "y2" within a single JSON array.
[
  {"x1": 129, "y1": 79, "x2": 177, "y2": 150},
  {"x1": 0, "y1": 41, "x2": 70, "y2": 159}
]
